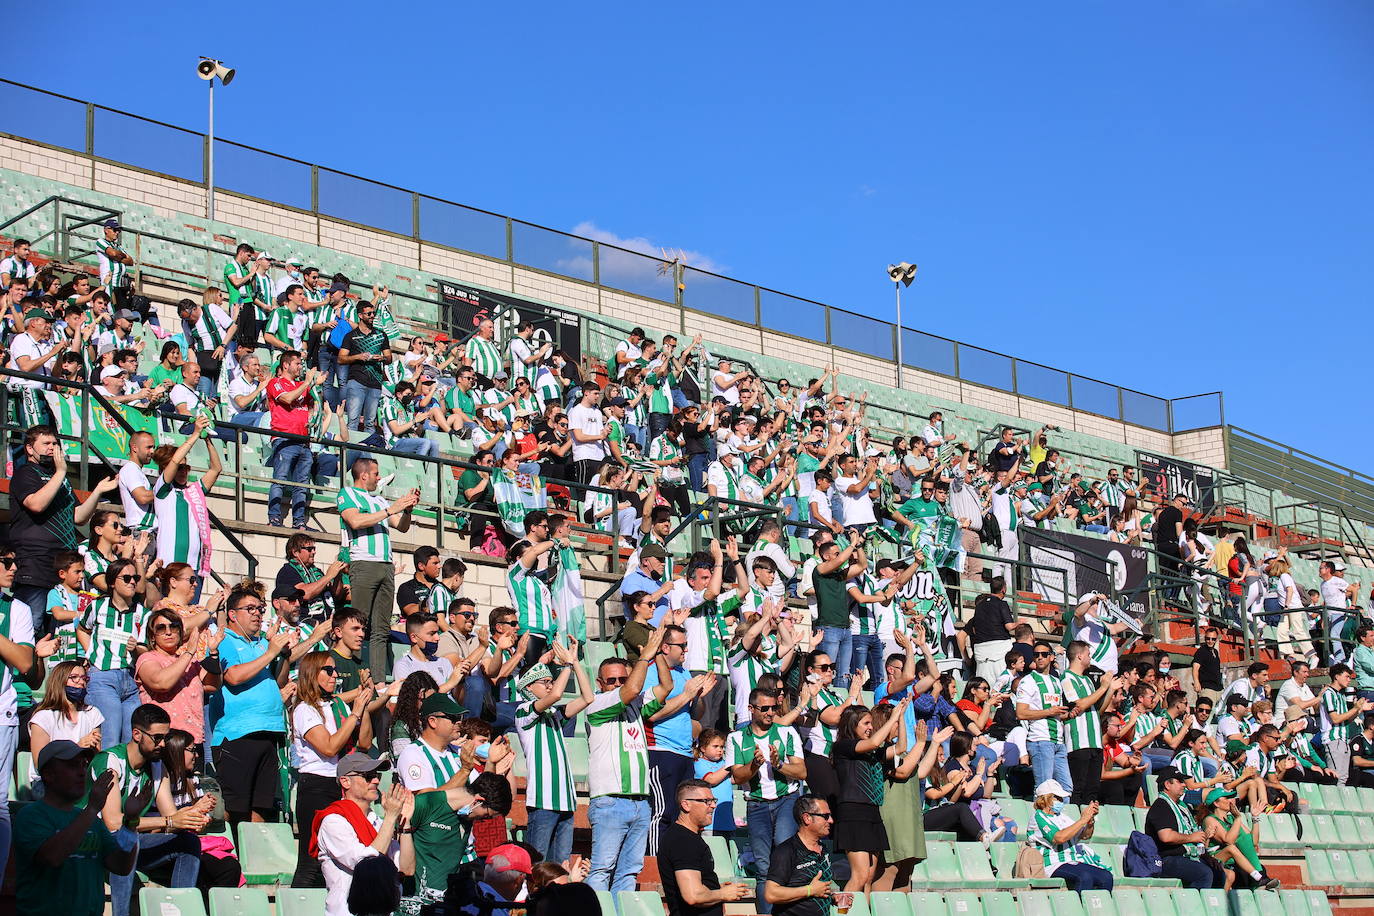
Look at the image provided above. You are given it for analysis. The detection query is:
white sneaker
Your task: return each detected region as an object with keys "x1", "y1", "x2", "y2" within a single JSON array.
[{"x1": 378, "y1": 473, "x2": 395, "y2": 489}]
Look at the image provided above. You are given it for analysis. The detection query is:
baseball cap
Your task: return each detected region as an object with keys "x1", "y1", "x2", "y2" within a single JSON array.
[
  {"x1": 335, "y1": 752, "x2": 390, "y2": 779},
  {"x1": 493, "y1": 370, "x2": 509, "y2": 380},
  {"x1": 1262, "y1": 549, "x2": 1278, "y2": 562},
  {"x1": 1028, "y1": 482, "x2": 1043, "y2": 492},
  {"x1": 99, "y1": 365, "x2": 126, "y2": 381},
  {"x1": 1224, "y1": 738, "x2": 1249, "y2": 756},
  {"x1": 1155, "y1": 767, "x2": 1184, "y2": 787},
  {"x1": 1035, "y1": 779, "x2": 1069, "y2": 799},
  {"x1": 1013, "y1": 479, "x2": 1029, "y2": 491},
  {"x1": 606, "y1": 397, "x2": 629, "y2": 408},
  {"x1": 255, "y1": 251, "x2": 271, "y2": 261},
  {"x1": 103, "y1": 218, "x2": 121, "y2": 230},
  {"x1": 37, "y1": 738, "x2": 94, "y2": 772},
  {"x1": 286, "y1": 256, "x2": 304, "y2": 266},
  {"x1": 419, "y1": 694, "x2": 467, "y2": 721},
  {"x1": 487, "y1": 843, "x2": 533, "y2": 875},
  {"x1": 640, "y1": 544, "x2": 668, "y2": 561},
  {"x1": 22, "y1": 308, "x2": 48, "y2": 323},
  {"x1": 114, "y1": 309, "x2": 140, "y2": 321},
  {"x1": 270, "y1": 583, "x2": 303, "y2": 602},
  {"x1": 1204, "y1": 786, "x2": 1236, "y2": 805}
]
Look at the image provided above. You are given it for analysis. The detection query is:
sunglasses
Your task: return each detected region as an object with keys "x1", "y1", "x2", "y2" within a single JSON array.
[
  {"x1": 1034, "y1": 651, "x2": 1053, "y2": 658},
  {"x1": 117, "y1": 575, "x2": 141, "y2": 584},
  {"x1": 141, "y1": 732, "x2": 168, "y2": 746},
  {"x1": 299, "y1": 545, "x2": 318, "y2": 552},
  {"x1": 497, "y1": 619, "x2": 517, "y2": 627},
  {"x1": 805, "y1": 811, "x2": 835, "y2": 821},
  {"x1": 151, "y1": 623, "x2": 182, "y2": 634},
  {"x1": 602, "y1": 676, "x2": 628, "y2": 686},
  {"x1": 752, "y1": 704, "x2": 778, "y2": 713},
  {"x1": 452, "y1": 610, "x2": 478, "y2": 618},
  {"x1": 321, "y1": 666, "x2": 339, "y2": 675},
  {"x1": 0, "y1": 558, "x2": 14, "y2": 569},
  {"x1": 812, "y1": 664, "x2": 835, "y2": 671}
]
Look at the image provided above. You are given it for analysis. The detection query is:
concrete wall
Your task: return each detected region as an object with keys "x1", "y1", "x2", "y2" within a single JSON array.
[
  {"x1": 0, "y1": 132, "x2": 1218, "y2": 464},
  {"x1": 1173, "y1": 428, "x2": 1228, "y2": 470}
]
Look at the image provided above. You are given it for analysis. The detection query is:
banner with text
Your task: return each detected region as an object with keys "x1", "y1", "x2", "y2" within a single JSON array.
[
  {"x1": 1021, "y1": 528, "x2": 1150, "y2": 627},
  {"x1": 1136, "y1": 451, "x2": 1217, "y2": 512},
  {"x1": 435, "y1": 280, "x2": 582, "y2": 364}
]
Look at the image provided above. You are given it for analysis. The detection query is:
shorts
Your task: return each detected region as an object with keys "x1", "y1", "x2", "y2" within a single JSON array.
[{"x1": 212, "y1": 731, "x2": 284, "y2": 816}]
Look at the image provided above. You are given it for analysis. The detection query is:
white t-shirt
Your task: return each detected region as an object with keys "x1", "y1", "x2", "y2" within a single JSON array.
[
  {"x1": 118, "y1": 461, "x2": 155, "y2": 531},
  {"x1": 1274, "y1": 678, "x2": 1314, "y2": 722},
  {"x1": 29, "y1": 706, "x2": 105, "y2": 744},
  {"x1": 834, "y1": 476, "x2": 876, "y2": 526},
  {"x1": 567, "y1": 404, "x2": 606, "y2": 462},
  {"x1": 799, "y1": 557, "x2": 822, "y2": 624},
  {"x1": 227, "y1": 374, "x2": 264, "y2": 414},
  {"x1": 1321, "y1": 577, "x2": 1351, "y2": 610},
  {"x1": 169, "y1": 383, "x2": 199, "y2": 415},
  {"x1": 7, "y1": 332, "x2": 48, "y2": 387},
  {"x1": 0, "y1": 595, "x2": 33, "y2": 720},
  {"x1": 291, "y1": 701, "x2": 348, "y2": 777},
  {"x1": 614, "y1": 339, "x2": 641, "y2": 378},
  {"x1": 317, "y1": 809, "x2": 398, "y2": 916},
  {"x1": 808, "y1": 491, "x2": 834, "y2": 528},
  {"x1": 669, "y1": 580, "x2": 711, "y2": 672},
  {"x1": 711, "y1": 372, "x2": 740, "y2": 405}
]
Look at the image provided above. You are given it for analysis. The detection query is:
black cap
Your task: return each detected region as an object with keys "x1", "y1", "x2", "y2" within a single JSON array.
[
  {"x1": 607, "y1": 397, "x2": 629, "y2": 408},
  {"x1": 271, "y1": 583, "x2": 303, "y2": 602}
]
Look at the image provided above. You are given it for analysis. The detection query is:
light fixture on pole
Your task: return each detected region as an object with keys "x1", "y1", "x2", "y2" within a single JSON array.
[
  {"x1": 886, "y1": 261, "x2": 917, "y2": 387},
  {"x1": 196, "y1": 58, "x2": 235, "y2": 221}
]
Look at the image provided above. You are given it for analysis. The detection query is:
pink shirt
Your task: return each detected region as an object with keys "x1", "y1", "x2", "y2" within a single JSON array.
[{"x1": 135, "y1": 648, "x2": 207, "y2": 742}]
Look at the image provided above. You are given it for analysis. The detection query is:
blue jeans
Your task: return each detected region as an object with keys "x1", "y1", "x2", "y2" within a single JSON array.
[
  {"x1": 0, "y1": 724, "x2": 15, "y2": 883},
  {"x1": 89, "y1": 668, "x2": 140, "y2": 749},
  {"x1": 624, "y1": 424, "x2": 647, "y2": 452},
  {"x1": 344, "y1": 379, "x2": 382, "y2": 433},
  {"x1": 13, "y1": 585, "x2": 48, "y2": 638},
  {"x1": 817, "y1": 626, "x2": 854, "y2": 690},
  {"x1": 671, "y1": 388, "x2": 689, "y2": 410},
  {"x1": 851, "y1": 633, "x2": 884, "y2": 690},
  {"x1": 313, "y1": 447, "x2": 340, "y2": 484},
  {"x1": 1081, "y1": 524, "x2": 1109, "y2": 534},
  {"x1": 110, "y1": 831, "x2": 202, "y2": 916},
  {"x1": 687, "y1": 452, "x2": 710, "y2": 492},
  {"x1": 1028, "y1": 740, "x2": 1071, "y2": 793},
  {"x1": 230, "y1": 410, "x2": 268, "y2": 431},
  {"x1": 318, "y1": 347, "x2": 348, "y2": 409},
  {"x1": 391, "y1": 437, "x2": 439, "y2": 458},
  {"x1": 1054, "y1": 862, "x2": 1114, "y2": 893},
  {"x1": 1139, "y1": 748, "x2": 1176, "y2": 801},
  {"x1": 746, "y1": 793, "x2": 800, "y2": 913},
  {"x1": 526, "y1": 807, "x2": 575, "y2": 864},
  {"x1": 587, "y1": 795, "x2": 650, "y2": 892},
  {"x1": 269, "y1": 441, "x2": 312, "y2": 526}
]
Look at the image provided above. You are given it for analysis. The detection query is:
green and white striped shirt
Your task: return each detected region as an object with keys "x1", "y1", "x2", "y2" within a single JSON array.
[
  {"x1": 263, "y1": 307, "x2": 301, "y2": 350},
  {"x1": 507, "y1": 563, "x2": 555, "y2": 640},
  {"x1": 804, "y1": 687, "x2": 845, "y2": 757},
  {"x1": 99, "y1": 239, "x2": 129, "y2": 291},
  {"x1": 185, "y1": 303, "x2": 231, "y2": 353},
  {"x1": 337, "y1": 486, "x2": 392, "y2": 563},
  {"x1": 79, "y1": 597, "x2": 147, "y2": 671},
  {"x1": 1321, "y1": 688, "x2": 1355, "y2": 743},
  {"x1": 1031, "y1": 810, "x2": 1108, "y2": 873},
  {"x1": 1133, "y1": 710, "x2": 1164, "y2": 748},
  {"x1": 465, "y1": 335, "x2": 502, "y2": 379},
  {"x1": 79, "y1": 544, "x2": 114, "y2": 591},
  {"x1": 1016, "y1": 671, "x2": 1064, "y2": 743},
  {"x1": 377, "y1": 393, "x2": 418, "y2": 446},
  {"x1": 585, "y1": 690, "x2": 649, "y2": 798},
  {"x1": 397, "y1": 738, "x2": 461, "y2": 791},
  {"x1": 89, "y1": 744, "x2": 159, "y2": 819},
  {"x1": 154, "y1": 480, "x2": 203, "y2": 568},
  {"x1": 515, "y1": 700, "x2": 576, "y2": 812},
  {"x1": 46, "y1": 585, "x2": 87, "y2": 663},
  {"x1": 0, "y1": 592, "x2": 34, "y2": 711},
  {"x1": 1061, "y1": 671, "x2": 1102, "y2": 750},
  {"x1": 728, "y1": 723, "x2": 802, "y2": 801},
  {"x1": 1172, "y1": 750, "x2": 1205, "y2": 783}
]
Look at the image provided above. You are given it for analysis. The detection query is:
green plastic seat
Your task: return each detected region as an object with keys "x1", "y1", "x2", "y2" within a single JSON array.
[
  {"x1": 208, "y1": 888, "x2": 272, "y2": 916},
  {"x1": 1093, "y1": 805, "x2": 1134, "y2": 843},
  {"x1": 236, "y1": 821, "x2": 296, "y2": 885},
  {"x1": 943, "y1": 891, "x2": 985, "y2": 916},
  {"x1": 617, "y1": 890, "x2": 665, "y2": 916},
  {"x1": 1303, "y1": 889, "x2": 1334, "y2": 916},
  {"x1": 704, "y1": 833, "x2": 739, "y2": 883},
  {"x1": 139, "y1": 889, "x2": 207, "y2": 916},
  {"x1": 13, "y1": 752, "x2": 32, "y2": 802},
  {"x1": 1018, "y1": 891, "x2": 1084, "y2": 916},
  {"x1": 1304, "y1": 849, "x2": 1338, "y2": 886},
  {"x1": 979, "y1": 891, "x2": 1019, "y2": 916},
  {"x1": 595, "y1": 890, "x2": 618, "y2": 916},
  {"x1": 1109, "y1": 886, "x2": 1149, "y2": 916},
  {"x1": 1100, "y1": 844, "x2": 1180, "y2": 887},
  {"x1": 1164, "y1": 887, "x2": 1204, "y2": 916},
  {"x1": 1081, "y1": 890, "x2": 1116, "y2": 916},
  {"x1": 276, "y1": 889, "x2": 328, "y2": 916},
  {"x1": 1228, "y1": 890, "x2": 1262, "y2": 916},
  {"x1": 1197, "y1": 889, "x2": 1229, "y2": 916},
  {"x1": 871, "y1": 891, "x2": 914, "y2": 916},
  {"x1": 1345, "y1": 849, "x2": 1374, "y2": 886},
  {"x1": 1276, "y1": 890, "x2": 1310, "y2": 916},
  {"x1": 1260, "y1": 813, "x2": 1302, "y2": 849}
]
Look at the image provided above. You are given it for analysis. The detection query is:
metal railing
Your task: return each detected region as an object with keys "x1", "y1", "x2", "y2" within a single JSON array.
[{"x1": 0, "y1": 76, "x2": 1227, "y2": 434}]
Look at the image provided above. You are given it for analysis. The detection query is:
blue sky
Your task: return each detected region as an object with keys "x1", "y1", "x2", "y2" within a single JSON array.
[{"x1": 8, "y1": 2, "x2": 1373, "y2": 471}]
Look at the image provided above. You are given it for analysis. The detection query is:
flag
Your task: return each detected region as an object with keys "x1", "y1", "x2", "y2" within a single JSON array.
[
  {"x1": 552, "y1": 544, "x2": 586, "y2": 646},
  {"x1": 895, "y1": 557, "x2": 956, "y2": 660},
  {"x1": 907, "y1": 514, "x2": 965, "y2": 571},
  {"x1": 493, "y1": 468, "x2": 547, "y2": 537},
  {"x1": 45, "y1": 390, "x2": 132, "y2": 461}
]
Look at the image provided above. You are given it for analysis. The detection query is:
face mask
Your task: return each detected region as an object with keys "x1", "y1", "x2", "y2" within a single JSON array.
[
  {"x1": 423, "y1": 640, "x2": 439, "y2": 656},
  {"x1": 36, "y1": 455, "x2": 56, "y2": 472},
  {"x1": 455, "y1": 803, "x2": 474, "y2": 818},
  {"x1": 1158, "y1": 665, "x2": 1172, "y2": 676},
  {"x1": 806, "y1": 673, "x2": 821, "y2": 684},
  {"x1": 1050, "y1": 799, "x2": 1066, "y2": 815},
  {"x1": 475, "y1": 742, "x2": 491, "y2": 761},
  {"x1": 65, "y1": 686, "x2": 87, "y2": 705}
]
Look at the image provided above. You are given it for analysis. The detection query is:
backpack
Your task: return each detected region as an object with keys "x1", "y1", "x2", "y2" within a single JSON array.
[
  {"x1": 1123, "y1": 831, "x2": 1162, "y2": 878},
  {"x1": 1013, "y1": 843, "x2": 1045, "y2": 879},
  {"x1": 981, "y1": 510, "x2": 1003, "y2": 549}
]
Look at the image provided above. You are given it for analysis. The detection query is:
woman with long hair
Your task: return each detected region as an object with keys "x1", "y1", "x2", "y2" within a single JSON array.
[
  {"x1": 78, "y1": 556, "x2": 153, "y2": 748},
  {"x1": 153, "y1": 562, "x2": 218, "y2": 659},
  {"x1": 831, "y1": 699, "x2": 907, "y2": 894},
  {"x1": 1229, "y1": 537, "x2": 1263, "y2": 635},
  {"x1": 1180, "y1": 517, "x2": 1214, "y2": 613},
  {"x1": 1269, "y1": 557, "x2": 1315, "y2": 664},
  {"x1": 388, "y1": 670, "x2": 439, "y2": 757},
  {"x1": 1027, "y1": 782, "x2": 1113, "y2": 892},
  {"x1": 28, "y1": 660, "x2": 103, "y2": 793},
  {"x1": 150, "y1": 417, "x2": 223, "y2": 579},
  {"x1": 793, "y1": 650, "x2": 860, "y2": 809},
  {"x1": 134, "y1": 607, "x2": 220, "y2": 748},
  {"x1": 162, "y1": 728, "x2": 245, "y2": 894},
  {"x1": 923, "y1": 739, "x2": 999, "y2": 844},
  {"x1": 289, "y1": 650, "x2": 378, "y2": 888},
  {"x1": 81, "y1": 508, "x2": 133, "y2": 593},
  {"x1": 1199, "y1": 787, "x2": 1281, "y2": 890}
]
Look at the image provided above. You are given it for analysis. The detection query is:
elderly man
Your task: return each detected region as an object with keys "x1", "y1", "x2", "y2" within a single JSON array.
[
  {"x1": 762, "y1": 795, "x2": 836, "y2": 916},
  {"x1": 620, "y1": 543, "x2": 674, "y2": 626},
  {"x1": 312, "y1": 754, "x2": 413, "y2": 916},
  {"x1": 97, "y1": 365, "x2": 154, "y2": 405}
]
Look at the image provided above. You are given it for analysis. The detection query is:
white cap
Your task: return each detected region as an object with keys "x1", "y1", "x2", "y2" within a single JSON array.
[
  {"x1": 255, "y1": 251, "x2": 271, "y2": 261},
  {"x1": 1035, "y1": 779, "x2": 1070, "y2": 799},
  {"x1": 99, "y1": 365, "x2": 127, "y2": 381},
  {"x1": 1334, "y1": 560, "x2": 1348, "y2": 571},
  {"x1": 285, "y1": 255, "x2": 303, "y2": 266}
]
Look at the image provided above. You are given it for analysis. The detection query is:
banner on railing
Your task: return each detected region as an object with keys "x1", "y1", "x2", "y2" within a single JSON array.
[
  {"x1": 1020, "y1": 529, "x2": 1150, "y2": 624},
  {"x1": 436, "y1": 280, "x2": 583, "y2": 365},
  {"x1": 45, "y1": 390, "x2": 160, "y2": 460},
  {"x1": 1136, "y1": 451, "x2": 1216, "y2": 512}
]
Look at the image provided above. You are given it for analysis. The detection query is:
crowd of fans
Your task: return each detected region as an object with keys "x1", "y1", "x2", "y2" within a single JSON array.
[{"x1": 0, "y1": 230, "x2": 1371, "y2": 914}]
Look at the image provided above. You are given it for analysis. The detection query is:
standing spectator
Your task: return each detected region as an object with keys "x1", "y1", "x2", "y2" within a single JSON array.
[
  {"x1": 1153, "y1": 493, "x2": 1189, "y2": 603},
  {"x1": 339, "y1": 302, "x2": 392, "y2": 433},
  {"x1": 613, "y1": 327, "x2": 645, "y2": 380},
  {"x1": 79, "y1": 556, "x2": 149, "y2": 749},
  {"x1": 117, "y1": 431, "x2": 157, "y2": 534},
  {"x1": 0, "y1": 539, "x2": 34, "y2": 871},
  {"x1": 406, "y1": 771, "x2": 511, "y2": 908},
  {"x1": 644, "y1": 628, "x2": 716, "y2": 854},
  {"x1": 659, "y1": 778, "x2": 751, "y2": 916},
  {"x1": 1016, "y1": 640, "x2": 1071, "y2": 791},
  {"x1": 1319, "y1": 560, "x2": 1356, "y2": 664},
  {"x1": 14, "y1": 742, "x2": 134, "y2": 916},
  {"x1": 1061, "y1": 641, "x2": 1121, "y2": 805},
  {"x1": 1071, "y1": 592, "x2": 1128, "y2": 675},
  {"x1": 395, "y1": 693, "x2": 466, "y2": 791},
  {"x1": 134, "y1": 608, "x2": 217, "y2": 748},
  {"x1": 1028, "y1": 781, "x2": 1113, "y2": 892},
  {"x1": 971, "y1": 577, "x2": 1016, "y2": 685},
  {"x1": 179, "y1": 295, "x2": 236, "y2": 393},
  {"x1": 266, "y1": 350, "x2": 322, "y2": 529},
  {"x1": 585, "y1": 626, "x2": 665, "y2": 892},
  {"x1": 833, "y1": 701, "x2": 906, "y2": 896},
  {"x1": 1191, "y1": 628, "x2": 1224, "y2": 705},
  {"x1": 1354, "y1": 626, "x2": 1374, "y2": 703},
  {"x1": 1145, "y1": 768, "x2": 1225, "y2": 889},
  {"x1": 338, "y1": 457, "x2": 419, "y2": 677},
  {"x1": 1320, "y1": 664, "x2": 1372, "y2": 785},
  {"x1": 567, "y1": 382, "x2": 608, "y2": 484},
  {"x1": 515, "y1": 646, "x2": 595, "y2": 863},
  {"x1": 813, "y1": 539, "x2": 866, "y2": 690},
  {"x1": 311, "y1": 755, "x2": 414, "y2": 916},
  {"x1": 508, "y1": 320, "x2": 552, "y2": 388},
  {"x1": 276, "y1": 534, "x2": 345, "y2": 624},
  {"x1": 289, "y1": 651, "x2": 379, "y2": 888},
  {"x1": 988, "y1": 475, "x2": 1021, "y2": 583},
  {"x1": 730, "y1": 687, "x2": 807, "y2": 913},
  {"x1": 151, "y1": 417, "x2": 223, "y2": 574},
  {"x1": 833, "y1": 454, "x2": 878, "y2": 534},
  {"x1": 761, "y1": 795, "x2": 836, "y2": 916},
  {"x1": 464, "y1": 317, "x2": 504, "y2": 383},
  {"x1": 212, "y1": 586, "x2": 293, "y2": 824}
]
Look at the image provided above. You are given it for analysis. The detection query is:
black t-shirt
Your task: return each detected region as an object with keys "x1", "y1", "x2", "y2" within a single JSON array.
[
  {"x1": 1011, "y1": 642, "x2": 1035, "y2": 671},
  {"x1": 1154, "y1": 507, "x2": 1183, "y2": 554},
  {"x1": 971, "y1": 595, "x2": 1015, "y2": 644},
  {"x1": 396, "y1": 577, "x2": 434, "y2": 616},
  {"x1": 8, "y1": 462, "x2": 75, "y2": 588},
  {"x1": 1351, "y1": 734, "x2": 1374, "y2": 773},
  {"x1": 682, "y1": 422, "x2": 709, "y2": 457},
  {"x1": 1033, "y1": 461, "x2": 1057, "y2": 487},
  {"x1": 1191, "y1": 645, "x2": 1223, "y2": 691},
  {"x1": 832, "y1": 738, "x2": 885, "y2": 806},
  {"x1": 659, "y1": 822, "x2": 721, "y2": 916},
  {"x1": 1144, "y1": 797, "x2": 1191, "y2": 857},
  {"x1": 991, "y1": 441, "x2": 1021, "y2": 472},
  {"x1": 341, "y1": 327, "x2": 390, "y2": 389},
  {"x1": 274, "y1": 562, "x2": 334, "y2": 624},
  {"x1": 765, "y1": 834, "x2": 830, "y2": 916}
]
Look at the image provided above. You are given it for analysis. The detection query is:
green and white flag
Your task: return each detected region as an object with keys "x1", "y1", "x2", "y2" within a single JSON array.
[
  {"x1": 45, "y1": 390, "x2": 134, "y2": 461},
  {"x1": 552, "y1": 544, "x2": 586, "y2": 646},
  {"x1": 907, "y1": 513, "x2": 964, "y2": 571},
  {"x1": 493, "y1": 468, "x2": 547, "y2": 538}
]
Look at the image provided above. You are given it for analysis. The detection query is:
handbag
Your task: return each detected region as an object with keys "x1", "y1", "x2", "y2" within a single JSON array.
[{"x1": 1013, "y1": 842, "x2": 1046, "y2": 879}]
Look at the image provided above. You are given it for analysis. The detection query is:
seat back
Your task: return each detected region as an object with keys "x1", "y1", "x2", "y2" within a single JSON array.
[
  {"x1": 138, "y1": 889, "x2": 207, "y2": 916},
  {"x1": 207, "y1": 888, "x2": 272, "y2": 916},
  {"x1": 276, "y1": 889, "x2": 328, "y2": 916}
]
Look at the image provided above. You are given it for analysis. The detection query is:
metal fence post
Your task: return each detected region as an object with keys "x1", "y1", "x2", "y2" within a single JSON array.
[
  {"x1": 411, "y1": 192, "x2": 421, "y2": 241},
  {"x1": 85, "y1": 103, "x2": 94, "y2": 155},
  {"x1": 310, "y1": 165, "x2": 319, "y2": 213},
  {"x1": 754, "y1": 285, "x2": 761, "y2": 328}
]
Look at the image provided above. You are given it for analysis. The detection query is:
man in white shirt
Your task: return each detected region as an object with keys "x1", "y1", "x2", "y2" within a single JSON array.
[
  {"x1": 745, "y1": 520, "x2": 797, "y2": 599},
  {"x1": 509, "y1": 320, "x2": 551, "y2": 387},
  {"x1": 989, "y1": 478, "x2": 1021, "y2": 582},
  {"x1": 920, "y1": 410, "x2": 946, "y2": 448},
  {"x1": 227, "y1": 352, "x2": 271, "y2": 427},
  {"x1": 313, "y1": 754, "x2": 413, "y2": 916},
  {"x1": 567, "y1": 382, "x2": 608, "y2": 483},
  {"x1": 833, "y1": 454, "x2": 878, "y2": 534},
  {"x1": 1273, "y1": 661, "x2": 1320, "y2": 722},
  {"x1": 1218, "y1": 661, "x2": 1270, "y2": 714},
  {"x1": 117, "y1": 430, "x2": 157, "y2": 532},
  {"x1": 711, "y1": 359, "x2": 747, "y2": 406},
  {"x1": 808, "y1": 471, "x2": 843, "y2": 536},
  {"x1": 272, "y1": 256, "x2": 306, "y2": 299},
  {"x1": 1320, "y1": 560, "x2": 1358, "y2": 664},
  {"x1": 613, "y1": 327, "x2": 645, "y2": 380},
  {"x1": 396, "y1": 695, "x2": 466, "y2": 790}
]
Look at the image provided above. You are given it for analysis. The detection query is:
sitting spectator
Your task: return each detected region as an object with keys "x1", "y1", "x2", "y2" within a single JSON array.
[
  {"x1": 161, "y1": 728, "x2": 246, "y2": 894},
  {"x1": 1199, "y1": 786, "x2": 1280, "y2": 890},
  {"x1": 659, "y1": 778, "x2": 751, "y2": 916},
  {"x1": 1145, "y1": 768, "x2": 1226, "y2": 889},
  {"x1": 27, "y1": 660, "x2": 104, "y2": 795},
  {"x1": 1028, "y1": 780, "x2": 1113, "y2": 892}
]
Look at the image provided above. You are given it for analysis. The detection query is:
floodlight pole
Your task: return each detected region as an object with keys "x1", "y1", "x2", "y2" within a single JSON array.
[
  {"x1": 894, "y1": 279, "x2": 904, "y2": 388},
  {"x1": 207, "y1": 78, "x2": 215, "y2": 220}
]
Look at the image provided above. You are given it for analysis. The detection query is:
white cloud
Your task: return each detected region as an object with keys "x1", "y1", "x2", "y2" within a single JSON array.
[{"x1": 567, "y1": 221, "x2": 726, "y2": 275}]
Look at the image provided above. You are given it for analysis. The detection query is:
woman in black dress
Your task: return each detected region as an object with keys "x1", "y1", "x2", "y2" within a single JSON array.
[{"x1": 830, "y1": 697, "x2": 909, "y2": 895}]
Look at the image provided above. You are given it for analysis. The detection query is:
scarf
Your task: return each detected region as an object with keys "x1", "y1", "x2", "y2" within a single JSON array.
[
  {"x1": 185, "y1": 481, "x2": 214, "y2": 578},
  {"x1": 308, "y1": 799, "x2": 377, "y2": 860}
]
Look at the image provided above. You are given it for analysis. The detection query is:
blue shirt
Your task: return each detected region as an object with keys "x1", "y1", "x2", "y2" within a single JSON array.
[
  {"x1": 620, "y1": 570, "x2": 669, "y2": 625},
  {"x1": 209, "y1": 629, "x2": 286, "y2": 745},
  {"x1": 642, "y1": 664, "x2": 693, "y2": 755}
]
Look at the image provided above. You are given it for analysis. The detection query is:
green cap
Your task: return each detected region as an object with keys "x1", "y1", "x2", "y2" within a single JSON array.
[
  {"x1": 23, "y1": 308, "x2": 49, "y2": 323},
  {"x1": 419, "y1": 694, "x2": 467, "y2": 721},
  {"x1": 1224, "y1": 738, "x2": 1249, "y2": 756},
  {"x1": 1204, "y1": 786, "x2": 1236, "y2": 805},
  {"x1": 1028, "y1": 482, "x2": 1043, "y2": 492}
]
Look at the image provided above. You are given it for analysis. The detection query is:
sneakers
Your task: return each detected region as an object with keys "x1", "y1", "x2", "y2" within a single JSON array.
[
  {"x1": 1261, "y1": 877, "x2": 1282, "y2": 891},
  {"x1": 377, "y1": 473, "x2": 395, "y2": 489}
]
